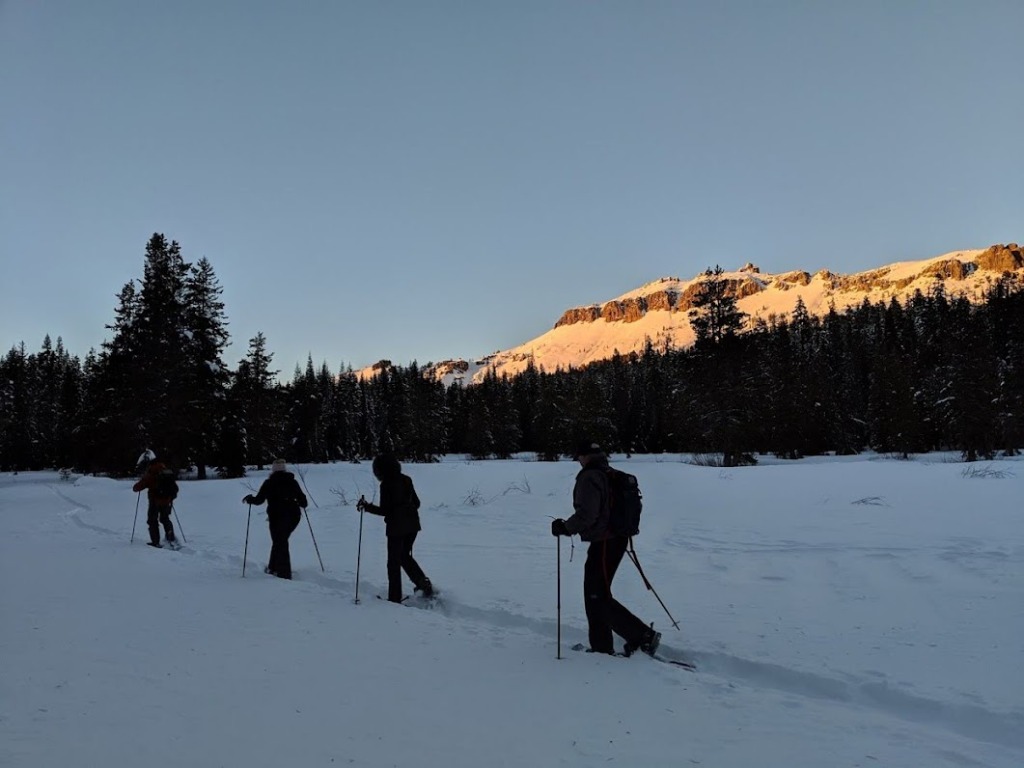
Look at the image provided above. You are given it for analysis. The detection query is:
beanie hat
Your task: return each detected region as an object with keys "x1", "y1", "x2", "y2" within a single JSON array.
[
  {"x1": 573, "y1": 440, "x2": 602, "y2": 458},
  {"x1": 271, "y1": 458, "x2": 287, "y2": 473},
  {"x1": 371, "y1": 454, "x2": 401, "y2": 480}
]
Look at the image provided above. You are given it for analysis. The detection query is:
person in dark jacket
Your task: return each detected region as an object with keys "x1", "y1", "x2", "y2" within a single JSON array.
[
  {"x1": 551, "y1": 440, "x2": 660, "y2": 657},
  {"x1": 132, "y1": 458, "x2": 178, "y2": 548},
  {"x1": 242, "y1": 458, "x2": 308, "y2": 579},
  {"x1": 357, "y1": 454, "x2": 433, "y2": 602}
]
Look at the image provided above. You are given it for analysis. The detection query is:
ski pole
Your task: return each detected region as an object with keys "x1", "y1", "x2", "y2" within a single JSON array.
[
  {"x1": 171, "y1": 503, "x2": 187, "y2": 544},
  {"x1": 242, "y1": 503, "x2": 252, "y2": 577},
  {"x1": 626, "y1": 540, "x2": 680, "y2": 630},
  {"x1": 304, "y1": 508, "x2": 325, "y2": 572},
  {"x1": 557, "y1": 536, "x2": 562, "y2": 660},
  {"x1": 354, "y1": 501, "x2": 365, "y2": 604},
  {"x1": 130, "y1": 491, "x2": 141, "y2": 543},
  {"x1": 296, "y1": 466, "x2": 319, "y2": 509}
]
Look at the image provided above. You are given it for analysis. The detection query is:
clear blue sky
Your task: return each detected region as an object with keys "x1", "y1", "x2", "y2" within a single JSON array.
[{"x1": 2, "y1": 1, "x2": 1021, "y2": 375}]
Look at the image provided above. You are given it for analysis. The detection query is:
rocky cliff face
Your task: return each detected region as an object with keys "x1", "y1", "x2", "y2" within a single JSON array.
[
  {"x1": 554, "y1": 275, "x2": 769, "y2": 326},
  {"x1": 548, "y1": 245, "x2": 1020, "y2": 331},
  {"x1": 976, "y1": 243, "x2": 1023, "y2": 271}
]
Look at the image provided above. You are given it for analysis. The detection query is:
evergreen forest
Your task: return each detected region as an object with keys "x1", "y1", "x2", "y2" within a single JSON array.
[{"x1": 3, "y1": 234, "x2": 1023, "y2": 476}]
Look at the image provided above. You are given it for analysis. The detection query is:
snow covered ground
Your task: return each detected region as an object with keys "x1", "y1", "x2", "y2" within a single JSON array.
[{"x1": 2, "y1": 454, "x2": 1022, "y2": 768}]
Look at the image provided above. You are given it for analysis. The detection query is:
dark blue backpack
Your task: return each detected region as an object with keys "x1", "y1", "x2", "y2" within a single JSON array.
[
  {"x1": 155, "y1": 469, "x2": 179, "y2": 500},
  {"x1": 606, "y1": 467, "x2": 642, "y2": 537}
]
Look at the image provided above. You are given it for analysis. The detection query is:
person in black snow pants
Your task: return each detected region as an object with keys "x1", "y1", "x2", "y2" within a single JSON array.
[
  {"x1": 242, "y1": 458, "x2": 308, "y2": 580},
  {"x1": 550, "y1": 440, "x2": 660, "y2": 657},
  {"x1": 357, "y1": 454, "x2": 433, "y2": 602}
]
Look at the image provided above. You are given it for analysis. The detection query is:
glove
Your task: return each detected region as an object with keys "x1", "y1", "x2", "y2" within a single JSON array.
[
  {"x1": 356, "y1": 496, "x2": 367, "y2": 512},
  {"x1": 551, "y1": 519, "x2": 569, "y2": 537},
  {"x1": 243, "y1": 495, "x2": 254, "y2": 504}
]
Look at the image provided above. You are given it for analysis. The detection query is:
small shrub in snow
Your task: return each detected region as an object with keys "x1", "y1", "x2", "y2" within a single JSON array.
[
  {"x1": 961, "y1": 465, "x2": 1014, "y2": 479},
  {"x1": 689, "y1": 453, "x2": 724, "y2": 467},
  {"x1": 500, "y1": 476, "x2": 531, "y2": 496},
  {"x1": 463, "y1": 487, "x2": 486, "y2": 506},
  {"x1": 851, "y1": 496, "x2": 889, "y2": 506},
  {"x1": 884, "y1": 452, "x2": 914, "y2": 461}
]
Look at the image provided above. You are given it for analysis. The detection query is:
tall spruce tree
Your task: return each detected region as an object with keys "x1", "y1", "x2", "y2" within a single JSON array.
[
  {"x1": 235, "y1": 332, "x2": 280, "y2": 468},
  {"x1": 334, "y1": 369, "x2": 362, "y2": 460},
  {"x1": 133, "y1": 234, "x2": 192, "y2": 466},
  {"x1": 688, "y1": 265, "x2": 748, "y2": 349},
  {"x1": 687, "y1": 269, "x2": 755, "y2": 465},
  {"x1": 182, "y1": 257, "x2": 230, "y2": 477},
  {"x1": 0, "y1": 344, "x2": 34, "y2": 470}
]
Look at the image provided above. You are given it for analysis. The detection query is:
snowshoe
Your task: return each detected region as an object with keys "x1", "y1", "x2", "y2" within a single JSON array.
[
  {"x1": 414, "y1": 579, "x2": 434, "y2": 598},
  {"x1": 623, "y1": 625, "x2": 661, "y2": 658}
]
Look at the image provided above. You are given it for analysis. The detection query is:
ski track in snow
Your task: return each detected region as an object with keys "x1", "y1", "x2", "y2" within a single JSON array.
[{"x1": 49, "y1": 481, "x2": 1024, "y2": 753}]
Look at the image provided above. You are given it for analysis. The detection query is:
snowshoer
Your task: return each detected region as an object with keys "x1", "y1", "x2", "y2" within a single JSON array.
[
  {"x1": 357, "y1": 454, "x2": 433, "y2": 602},
  {"x1": 133, "y1": 458, "x2": 178, "y2": 548},
  {"x1": 242, "y1": 458, "x2": 307, "y2": 579},
  {"x1": 551, "y1": 440, "x2": 660, "y2": 657}
]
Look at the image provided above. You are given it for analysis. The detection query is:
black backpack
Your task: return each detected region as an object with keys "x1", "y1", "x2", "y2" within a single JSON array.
[
  {"x1": 605, "y1": 467, "x2": 642, "y2": 537},
  {"x1": 155, "y1": 470, "x2": 179, "y2": 500}
]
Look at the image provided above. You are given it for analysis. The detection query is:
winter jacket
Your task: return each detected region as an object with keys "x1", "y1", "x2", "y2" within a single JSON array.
[
  {"x1": 247, "y1": 471, "x2": 308, "y2": 521},
  {"x1": 363, "y1": 471, "x2": 422, "y2": 538},
  {"x1": 564, "y1": 454, "x2": 612, "y2": 542},
  {"x1": 132, "y1": 461, "x2": 178, "y2": 506}
]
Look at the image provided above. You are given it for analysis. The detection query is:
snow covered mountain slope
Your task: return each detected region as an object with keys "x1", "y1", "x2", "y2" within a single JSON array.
[{"x1": 363, "y1": 243, "x2": 1022, "y2": 385}]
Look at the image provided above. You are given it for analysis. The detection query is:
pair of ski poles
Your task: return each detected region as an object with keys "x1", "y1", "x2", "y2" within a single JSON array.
[
  {"x1": 241, "y1": 503, "x2": 325, "y2": 577},
  {"x1": 130, "y1": 492, "x2": 187, "y2": 544},
  {"x1": 554, "y1": 536, "x2": 679, "y2": 660}
]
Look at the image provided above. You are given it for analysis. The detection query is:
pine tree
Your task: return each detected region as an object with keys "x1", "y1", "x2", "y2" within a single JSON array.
[
  {"x1": 688, "y1": 266, "x2": 748, "y2": 349},
  {"x1": 463, "y1": 386, "x2": 495, "y2": 459},
  {"x1": 568, "y1": 367, "x2": 616, "y2": 450},
  {"x1": 0, "y1": 344, "x2": 34, "y2": 470},
  {"x1": 486, "y1": 372, "x2": 521, "y2": 459},
  {"x1": 334, "y1": 369, "x2": 362, "y2": 461},
  {"x1": 985, "y1": 277, "x2": 1024, "y2": 455},
  {"x1": 287, "y1": 356, "x2": 323, "y2": 463},
  {"x1": 182, "y1": 257, "x2": 230, "y2": 478},
  {"x1": 532, "y1": 372, "x2": 571, "y2": 461},
  {"x1": 133, "y1": 234, "x2": 192, "y2": 466},
  {"x1": 236, "y1": 332, "x2": 280, "y2": 468},
  {"x1": 215, "y1": 372, "x2": 248, "y2": 478},
  {"x1": 404, "y1": 363, "x2": 449, "y2": 461},
  {"x1": 510, "y1": 357, "x2": 540, "y2": 452}
]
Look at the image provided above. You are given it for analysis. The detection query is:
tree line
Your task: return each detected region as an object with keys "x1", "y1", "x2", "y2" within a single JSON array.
[{"x1": 2, "y1": 236, "x2": 1022, "y2": 475}]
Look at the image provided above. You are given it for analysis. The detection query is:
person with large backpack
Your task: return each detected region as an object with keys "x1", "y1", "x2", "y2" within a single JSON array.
[
  {"x1": 356, "y1": 454, "x2": 434, "y2": 603},
  {"x1": 550, "y1": 440, "x2": 660, "y2": 657},
  {"x1": 133, "y1": 458, "x2": 179, "y2": 549},
  {"x1": 242, "y1": 458, "x2": 307, "y2": 580}
]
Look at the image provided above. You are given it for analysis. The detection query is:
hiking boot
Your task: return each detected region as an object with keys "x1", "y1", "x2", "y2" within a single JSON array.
[
  {"x1": 640, "y1": 626, "x2": 662, "y2": 657},
  {"x1": 415, "y1": 579, "x2": 434, "y2": 598},
  {"x1": 624, "y1": 625, "x2": 661, "y2": 658}
]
